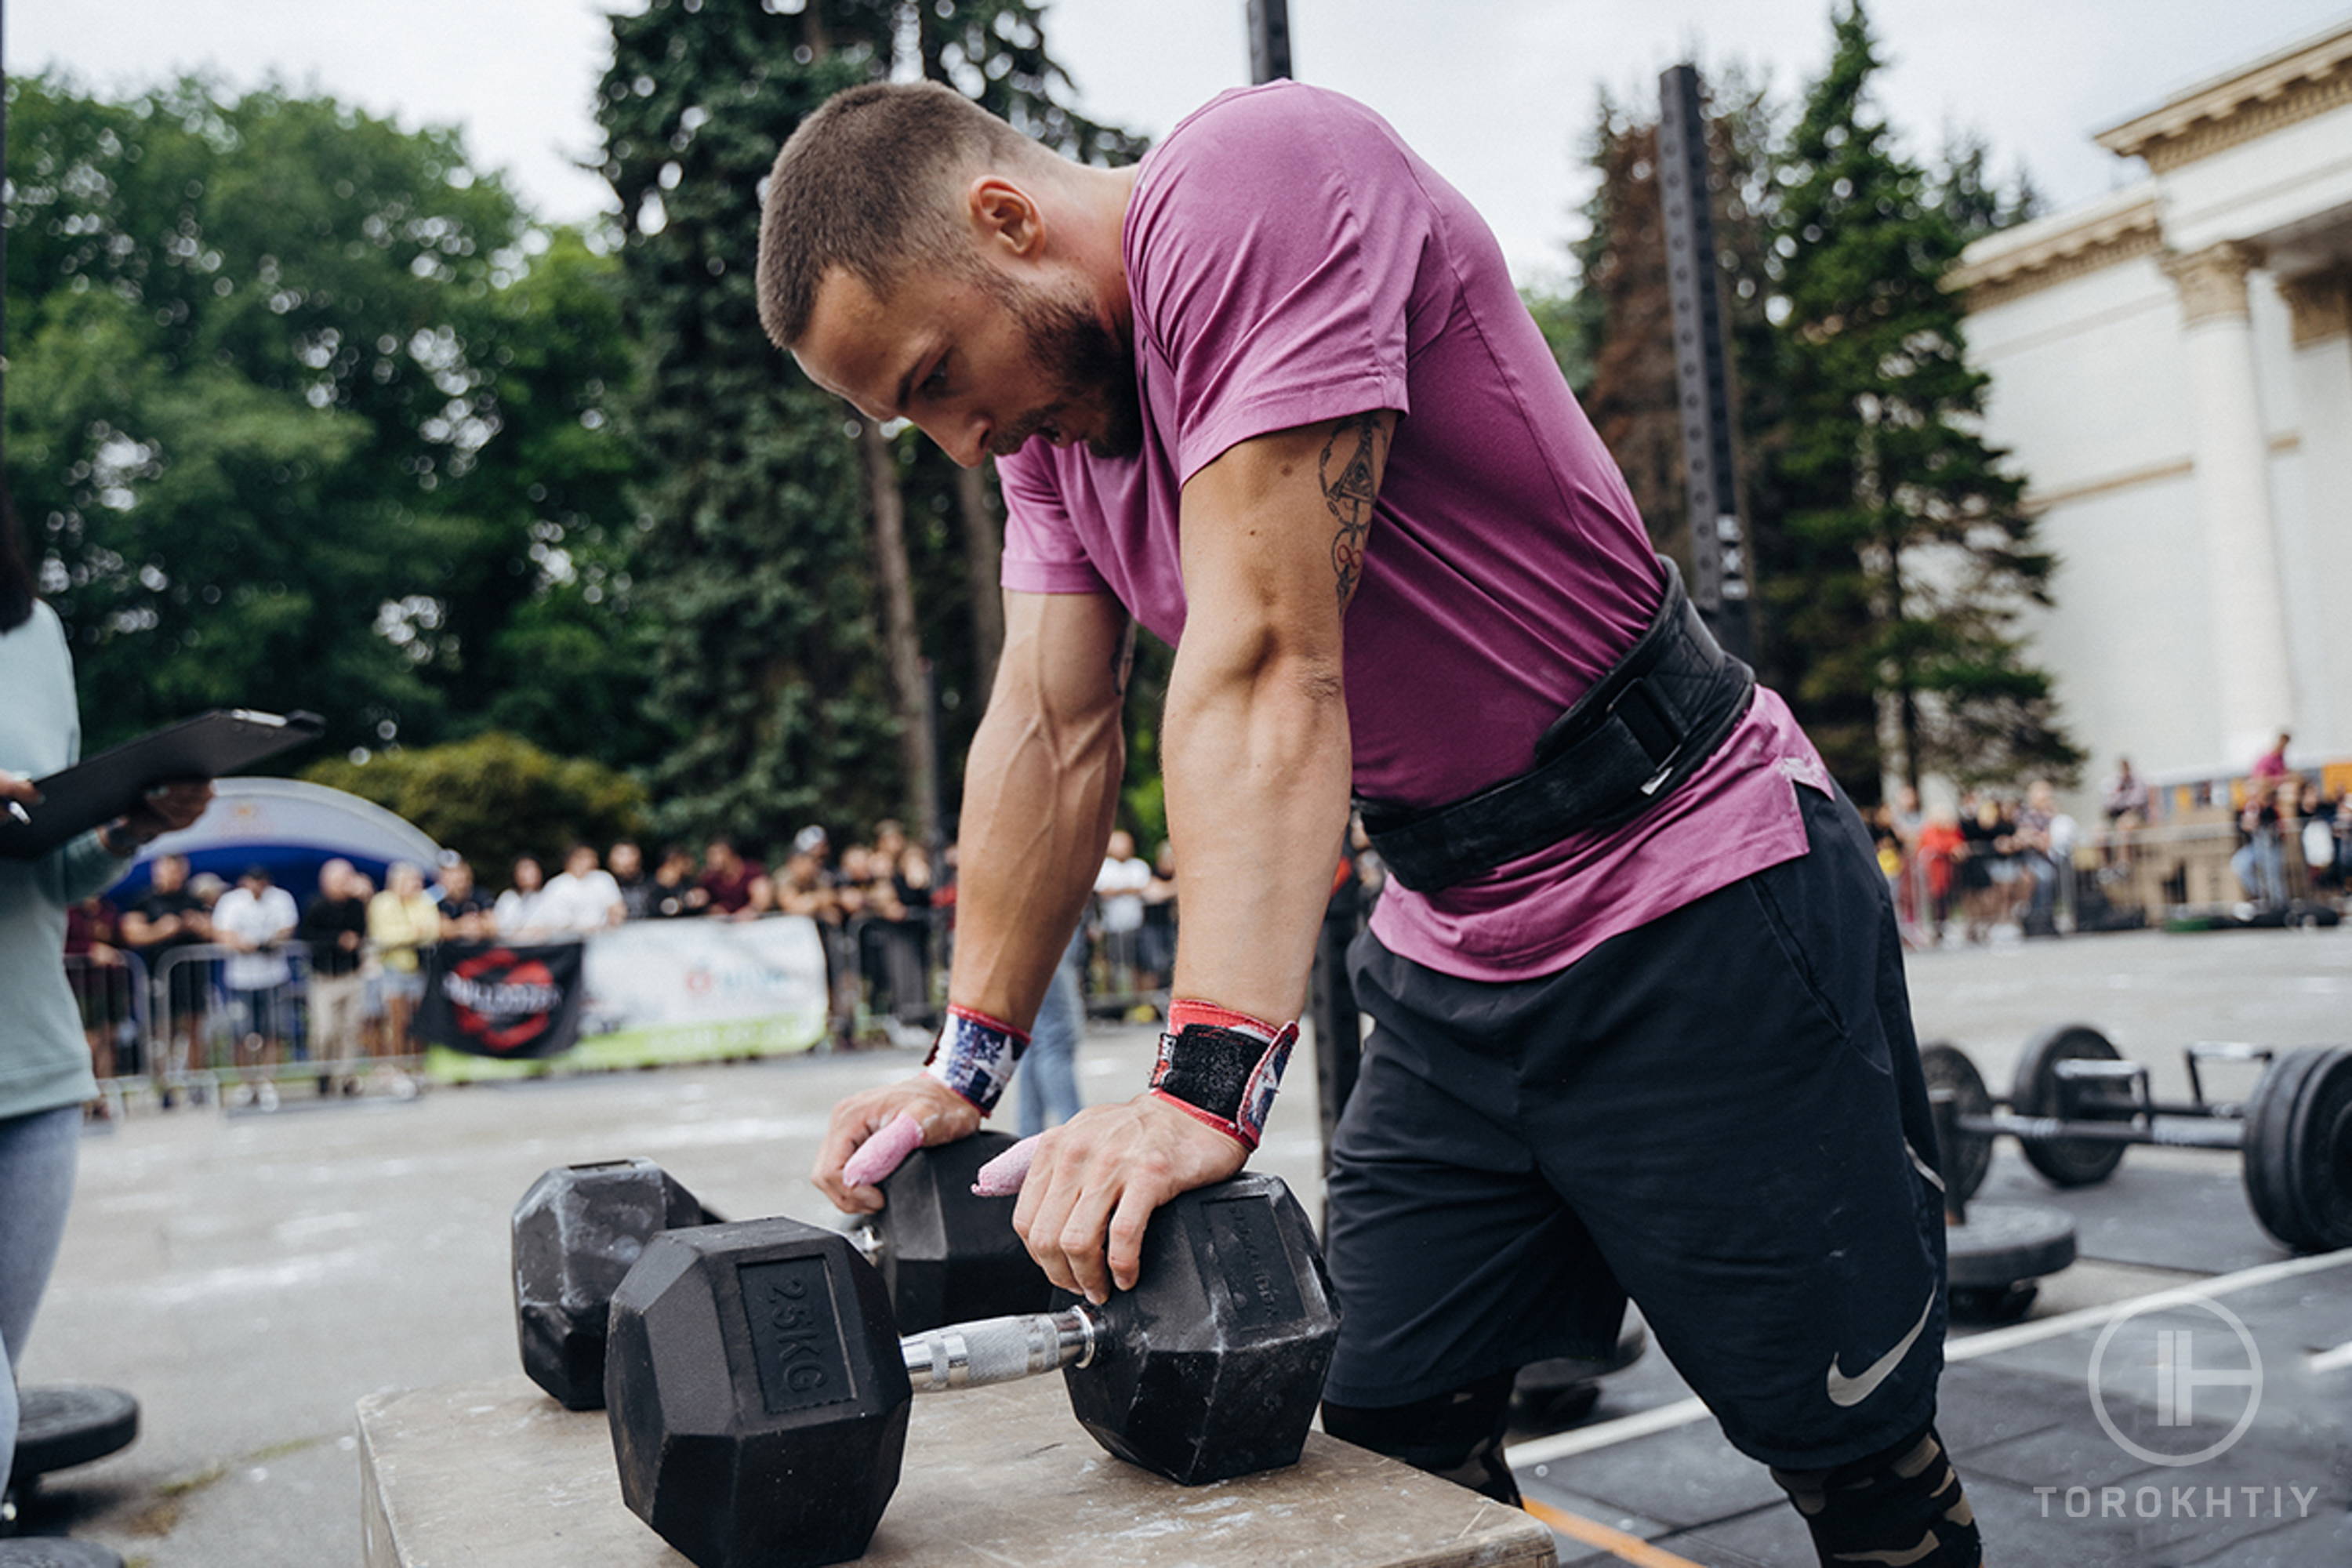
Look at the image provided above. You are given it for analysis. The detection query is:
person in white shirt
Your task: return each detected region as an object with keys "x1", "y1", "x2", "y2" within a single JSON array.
[
  {"x1": 210, "y1": 865, "x2": 298, "y2": 1105},
  {"x1": 1093, "y1": 831, "x2": 1154, "y2": 1013},
  {"x1": 537, "y1": 844, "x2": 626, "y2": 935},
  {"x1": 494, "y1": 856, "x2": 548, "y2": 938},
  {"x1": 1094, "y1": 830, "x2": 1152, "y2": 935}
]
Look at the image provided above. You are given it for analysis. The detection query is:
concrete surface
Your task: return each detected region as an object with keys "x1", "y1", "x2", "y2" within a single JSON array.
[{"x1": 10, "y1": 922, "x2": 2350, "y2": 1566}]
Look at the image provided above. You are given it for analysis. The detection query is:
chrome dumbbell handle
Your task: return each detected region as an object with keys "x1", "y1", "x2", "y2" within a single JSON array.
[{"x1": 900, "y1": 1306, "x2": 1099, "y2": 1393}]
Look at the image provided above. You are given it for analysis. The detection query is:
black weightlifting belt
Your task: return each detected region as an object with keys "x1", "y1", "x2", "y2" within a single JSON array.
[{"x1": 1359, "y1": 558, "x2": 1755, "y2": 894}]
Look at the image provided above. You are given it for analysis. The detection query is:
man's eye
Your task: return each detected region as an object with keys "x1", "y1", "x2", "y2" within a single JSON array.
[{"x1": 922, "y1": 357, "x2": 950, "y2": 395}]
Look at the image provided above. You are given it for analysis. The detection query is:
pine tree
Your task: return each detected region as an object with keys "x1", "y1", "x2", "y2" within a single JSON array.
[
  {"x1": 1766, "y1": 2, "x2": 2079, "y2": 794},
  {"x1": 602, "y1": 0, "x2": 1138, "y2": 852},
  {"x1": 600, "y1": 1, "x2": 889, "y2": 852}
]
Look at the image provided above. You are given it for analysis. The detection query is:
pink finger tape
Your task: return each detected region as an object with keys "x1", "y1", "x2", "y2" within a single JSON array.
[
  {"x1": 971, "y1": 1136, "x2": 1039, "y2": 1197},
  {"x1": 843, "y1": 1112, "x2": 924, "y2": 1189}
]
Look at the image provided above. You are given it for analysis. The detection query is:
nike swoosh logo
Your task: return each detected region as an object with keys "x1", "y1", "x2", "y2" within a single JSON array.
[{"x1": 1825, "y1": 1290, "x2": 1937, "y2": 1408}]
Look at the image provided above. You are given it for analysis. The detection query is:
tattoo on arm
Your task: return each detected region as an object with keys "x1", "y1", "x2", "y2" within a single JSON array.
[{"x1": 1320, "y1": 414, "x2": 1387, "y2": 610}]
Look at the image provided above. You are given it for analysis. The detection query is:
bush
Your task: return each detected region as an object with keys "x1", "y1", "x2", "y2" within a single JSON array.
[{"x1": 305, "y1": 732, "x2": 648, "y2": 887}]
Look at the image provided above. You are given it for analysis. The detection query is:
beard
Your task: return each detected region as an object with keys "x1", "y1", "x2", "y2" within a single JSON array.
[{"x1": 989, "y1": 281, "x2": 1144, "y2": 462}]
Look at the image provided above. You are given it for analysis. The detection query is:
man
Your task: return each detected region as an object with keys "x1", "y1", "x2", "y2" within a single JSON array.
[
  {"x1": 211, "y1": 865, "x2": 297, "y2": 1109},
  {"x1": 697, "y1": 838, "x2": 771, "y2": 920},
  {"x1": 1091, "y1": 828, "x2": 1152, "y2": 1015},
  {"x1": 539, "y1": 844, "x2": 626, "y2": 933},
  {"x1": 434, "y1": 858, "x2": 494, "y2": 942},
  {"x1": 118, "y1": 853, "x2": 213, "y2": 1105},
  {"x1": 771, "y1": 82, "x2": 1976, "y2": 1564},
  {"x1": 608, "y1": 840, "x2": 659, "y2": 921},
  {"x1": 298, "y1": 859, "x2": 369, "y2": 1096}
]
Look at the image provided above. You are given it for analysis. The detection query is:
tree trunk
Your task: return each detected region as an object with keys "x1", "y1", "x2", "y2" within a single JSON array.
[
  {"x1": 858, "y1": 419, "x2": 938, "y2": 842},
  {"x1": 953, "y1": 464, "x2": 1006, "y2": 699}
]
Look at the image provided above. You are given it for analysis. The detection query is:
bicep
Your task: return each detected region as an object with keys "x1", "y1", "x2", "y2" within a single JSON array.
[{"x1": 1177, "y1": 411, "x2": 1396, "y2": 656}]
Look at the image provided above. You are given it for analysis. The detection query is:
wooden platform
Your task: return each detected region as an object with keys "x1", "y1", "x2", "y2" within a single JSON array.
[{"x1": 358, "y1": 1375, "x2": 1557, "y2": 1568}]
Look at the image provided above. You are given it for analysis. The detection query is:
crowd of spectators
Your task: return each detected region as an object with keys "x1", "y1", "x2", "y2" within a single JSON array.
[
  {"x1": 61, "y1": 818, "x2": 1194, "y2": 1098},
  {"x1": 1861, "y1": 737, "x2": 2352, "y2": 947}
]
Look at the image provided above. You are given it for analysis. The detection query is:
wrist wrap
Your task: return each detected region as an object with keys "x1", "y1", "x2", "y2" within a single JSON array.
[
  {"x1": 924, "y1": 1004, "x2": 1029, "y2": 1116},
  {"x1": 1148, "y1": 1000, "x2": 1298, "y2": 1151}
]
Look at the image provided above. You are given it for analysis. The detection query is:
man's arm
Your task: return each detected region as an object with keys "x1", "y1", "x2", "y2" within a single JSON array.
[
  {"x1": 1010, "y1": 410, "x2": 1394, "y2": 1301},
  {"x1": 810, "y1": 585, "x2": 1131, "y2": 1210}
]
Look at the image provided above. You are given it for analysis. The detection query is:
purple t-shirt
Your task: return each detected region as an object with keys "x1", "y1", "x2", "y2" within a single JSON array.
[{"x1": 999, "y1": 82, "x2": 1829, "y2": 981}]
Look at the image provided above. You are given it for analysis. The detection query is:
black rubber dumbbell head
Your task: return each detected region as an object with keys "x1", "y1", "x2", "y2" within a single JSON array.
[
  {"x1": 512, "y1": 1158, "x2": 715, "y2": 1409},
  {"x1": 1058, "y1": 1172, "x2": 1340, "y2": 1485},
  {"x1": 850, "y1": 1131, "x2": 1053, "y2": 1332},
  {"x1": 606, "y1": 1218, "x2": 912, "y2": 1568}
]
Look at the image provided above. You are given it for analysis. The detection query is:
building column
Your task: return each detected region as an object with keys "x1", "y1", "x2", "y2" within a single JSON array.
[
  {"x1": 2163, "y1": 241, "x2": 2296, "y2": 767},
  {"x1": 2278, "y1": 270, "x2": 2352, "y2": 757}
]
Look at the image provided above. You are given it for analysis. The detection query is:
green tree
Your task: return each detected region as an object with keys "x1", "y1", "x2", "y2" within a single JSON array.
[
  {"x1": 4, "y1": 76, "x2": 652, "y2": 768},
  {"x1": 1765, "y1": 3, "x2": 2078, "y2": 793},
  {"x1": 305, "y1": 731, "x2": 647, "y2": 880},
  {"x1": 601, "y1": 0, "x2": 1137, "y2": 853}
]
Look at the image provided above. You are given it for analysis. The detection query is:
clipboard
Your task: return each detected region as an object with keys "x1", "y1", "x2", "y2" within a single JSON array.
[{"x1": 0, "y1": 709, "x2": 325, "y2": 860}]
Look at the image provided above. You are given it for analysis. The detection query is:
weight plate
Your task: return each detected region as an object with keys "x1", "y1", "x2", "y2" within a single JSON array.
[
  {"x1": 2013, "y1": 1024, "x2": 2132, "y2": 1189},
  {"x1": 1945, "y1": 1202, "x2": 2077, "y2": 1289},
  {"x1": 2242, "y1": 1046, "x2": 2352, "y2": 1254},
  {"x1": 1919, "y1": 1042, "x2": 1992, "y2": 1204},
  {"x1": 11, "y1": 1385, "x2": 140, "y2": 1477}
]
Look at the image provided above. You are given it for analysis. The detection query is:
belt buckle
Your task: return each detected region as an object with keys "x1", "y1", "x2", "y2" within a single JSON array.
[{"x1": 1600, "y1": 678, "x2": 1683, "y2": 797}]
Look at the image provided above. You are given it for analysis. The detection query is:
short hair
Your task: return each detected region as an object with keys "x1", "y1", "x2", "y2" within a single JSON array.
[{"x1": 757, "y1": 82, "x2": 1042, "y2": 349}]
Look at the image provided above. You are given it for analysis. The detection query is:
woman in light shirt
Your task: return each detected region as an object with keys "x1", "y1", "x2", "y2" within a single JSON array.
[{"x1": 367, "y1": 862, "x2": 441, "y2": 1059}]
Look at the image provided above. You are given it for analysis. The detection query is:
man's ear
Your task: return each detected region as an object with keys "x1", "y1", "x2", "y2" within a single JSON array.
[{"x1": 966, "y1": 175, "x2": 1044, "y2": 259}]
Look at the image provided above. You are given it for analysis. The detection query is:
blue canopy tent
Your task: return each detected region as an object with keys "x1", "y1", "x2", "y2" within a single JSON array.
[{"x1": 105, "y1": 777, "x2": 445, "y2": 909}]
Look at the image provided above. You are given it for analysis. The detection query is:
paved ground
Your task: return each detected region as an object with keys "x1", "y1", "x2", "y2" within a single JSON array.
[{"x1": 10, "y1": 923, "x2": 2350, "y2": 1566}]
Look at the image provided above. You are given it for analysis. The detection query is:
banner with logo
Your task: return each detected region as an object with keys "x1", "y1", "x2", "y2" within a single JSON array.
[
  {"x1": 423, "y1": 916, "x2": 833, "y2": 1082},
  {"x1": 416, "y1": 942, "x2": 588, "y2": 1061}
]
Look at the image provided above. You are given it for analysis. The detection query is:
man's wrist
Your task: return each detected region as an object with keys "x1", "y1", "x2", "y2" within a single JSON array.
[
  {"x1": 97, "y1": 819, "x2": 151, "y2": 858},
  {"x1": 922, "y1": 1004, "x2": 1030, "y2": 1116},
  {"x1": 1147, "y1": 1000, "x2": 1298, "y2": 1152}
]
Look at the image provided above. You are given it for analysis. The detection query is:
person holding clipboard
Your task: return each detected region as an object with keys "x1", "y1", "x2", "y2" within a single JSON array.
[{"x1": 0, "y1": 499, "x2": 209, "y2": 1563}]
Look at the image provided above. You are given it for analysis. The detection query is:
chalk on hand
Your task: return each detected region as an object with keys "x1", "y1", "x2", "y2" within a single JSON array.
[
  {"x1": 842, "y1": 1111, "x2": 924, "y2": 1190},
  {"x1": 971, "y1": 1136, "x2": 1039, "y2": 1197}
]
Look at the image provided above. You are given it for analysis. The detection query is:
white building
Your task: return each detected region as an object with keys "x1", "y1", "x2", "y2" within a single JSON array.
[{"x1": 1950, "y1": 20, "x2": 2352, "y2": 807}]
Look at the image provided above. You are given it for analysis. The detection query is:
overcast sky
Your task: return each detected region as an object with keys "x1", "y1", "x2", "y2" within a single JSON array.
[{"x1": 14, "y1": 2, "x2": 2349, "y2": 283}]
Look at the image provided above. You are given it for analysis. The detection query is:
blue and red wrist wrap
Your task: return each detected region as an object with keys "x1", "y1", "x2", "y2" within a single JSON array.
[
  {"x1": 924, "y1": 1004, "x2": 1029, "y2": 1116},
  {"x1": 1148, "y1": 1000, "x2": 1298, "y2": 1151}
]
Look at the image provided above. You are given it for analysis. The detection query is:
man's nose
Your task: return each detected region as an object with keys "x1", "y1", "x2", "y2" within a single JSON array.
[{"x1": 918, "y1": 411, "x2": 992, "y2": 470}]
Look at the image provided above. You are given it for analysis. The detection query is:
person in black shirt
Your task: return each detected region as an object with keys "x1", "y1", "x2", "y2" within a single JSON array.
[
  {"x1": 609, "y1": 840, "x2": 659, "y2": 921},
  {"x1": 434, "y1": 858, "x2": 493, "y2": 941},
  {"x1": 119, "y1": 854, "x2": 214, "y2": 1106},
  {"x1": 299, "y1": 859, "x2": 370, "y2": 1097}
]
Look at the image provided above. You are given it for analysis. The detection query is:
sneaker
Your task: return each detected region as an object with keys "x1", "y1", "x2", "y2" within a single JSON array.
[
  {"x1": 228, "y1": 1084, "x2": 256, "y2": 1109},
  {"x1": 255, "y1": 1083, "x2": 280, "y2": 1112}
]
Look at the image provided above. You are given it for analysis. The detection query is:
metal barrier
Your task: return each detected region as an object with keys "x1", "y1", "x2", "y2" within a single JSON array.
[
  {"x1": 1880, "y1": 816, "x2": 2347, "y2": 947},
  {"x1": 103, "y1": 942, "x2": 427, "y2": 1110},
  {"x1": 822, "y1": 898, "x2": 1176, "y2": 1045},
  {"x1": 65, "y1": 949, "x2": 148, "y2": 1115}
]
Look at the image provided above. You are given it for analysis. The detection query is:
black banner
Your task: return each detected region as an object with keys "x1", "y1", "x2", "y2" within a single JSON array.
[{"x1": 416, "y1": 941, "x2": 587, "y2": 1060}]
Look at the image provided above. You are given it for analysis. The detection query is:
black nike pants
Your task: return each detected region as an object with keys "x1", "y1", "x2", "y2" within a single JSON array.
[{"x1": 1320, "y1": 782, "x2": 1951, "y2": 1472}]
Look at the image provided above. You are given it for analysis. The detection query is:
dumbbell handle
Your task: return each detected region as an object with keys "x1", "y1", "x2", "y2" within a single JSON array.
[{"x1": 900, "y1": 1307, "x2": 1101, "y2": 1393}]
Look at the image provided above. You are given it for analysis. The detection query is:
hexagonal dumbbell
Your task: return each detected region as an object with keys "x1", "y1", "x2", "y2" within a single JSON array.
[
  {"x1": 510, "y1": 1134, "x2": 1047, "y2": 1409},
  {"x1": 604, "y1": 1172, "x2": 1339, "y2": 1568}
]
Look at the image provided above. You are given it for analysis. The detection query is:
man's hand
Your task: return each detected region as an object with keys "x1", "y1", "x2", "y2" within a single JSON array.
[
  {"x1": 0, "y1": 771, "x2": 38, "y2": 809},
  {"x1": 811, "y1": 1075, "x2": 983, "y2": 1214},
  {"x1": 1011, "y1": 1094, "x2": 1248, "y2": 1305}
]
